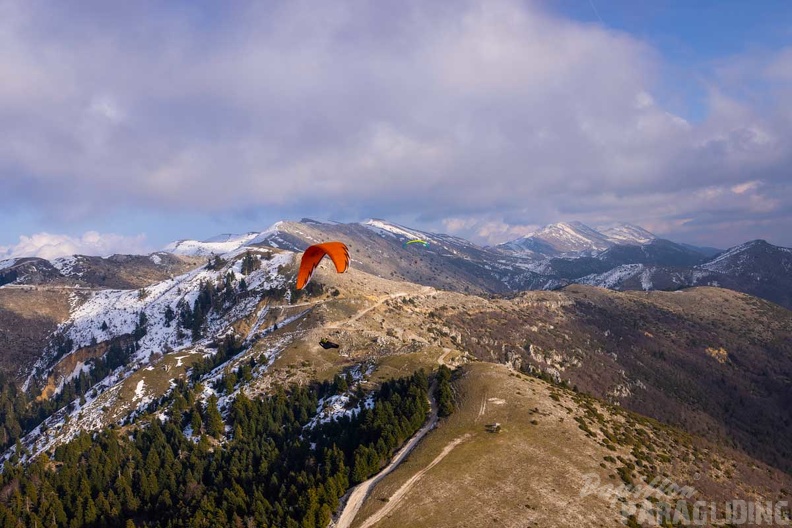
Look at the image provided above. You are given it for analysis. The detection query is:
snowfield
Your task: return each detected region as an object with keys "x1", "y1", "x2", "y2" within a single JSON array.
[
  {"x1": 363, "y1": 219, "x2": 427, "y2": 242},
  {"x1": 0, "y1": 258, "x2": 17, "y2": 272},
  {"x1": 51, "y1": 256, "x2": 83, "y2": 276},
  {"x1": 163, "y1": 232, "x2": 261, "y2": 257},
  {"x1": 579, "y1": 264, "x2": 644, "y2": 289}
]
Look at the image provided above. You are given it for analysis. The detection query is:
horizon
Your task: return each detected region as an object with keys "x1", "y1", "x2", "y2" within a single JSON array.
[
  {"x1": 1, "y1": 1, "x2": 791, "y2": 257},
  {"x1": 5, "y1": 216, "x2": 786, "y2": 260}
]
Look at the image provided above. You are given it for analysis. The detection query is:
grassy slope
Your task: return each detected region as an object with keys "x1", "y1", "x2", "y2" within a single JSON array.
[
  {"x1": 0, "y1": 288, "x2": 74, "y2": 377},
  {"x1": 351, "y1": 363, "x2": 791, "y2": 528}
]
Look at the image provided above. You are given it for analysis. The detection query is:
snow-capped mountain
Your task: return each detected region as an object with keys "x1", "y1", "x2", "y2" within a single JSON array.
[
  {"x1": 597, "y1": 223, "x2": 657, "y2": 245},
  {"x1": 497, "y1": 221, "x2": 663, "y2": 257},
  {"x1": 0, "y1": 228, "x2": 789, "y2": 528},
  {"x1": 499, "y1": 221, "x2": 614, "y2": 256},
  {"x1": 580, "y1": 239, "x2": 792, "y2": 308},
  {"x1": 0, "y1": 253, "x2": 196, "y2": 289},
  {"x1": 698, "y1": 239, "x2": 792, "y2": 275},
  {"x1": 156, "y1": 219, "x2": 791, "y2": 309},
  {"x1": 163, "y1": 232, "x2": 261, "y2": 256}
]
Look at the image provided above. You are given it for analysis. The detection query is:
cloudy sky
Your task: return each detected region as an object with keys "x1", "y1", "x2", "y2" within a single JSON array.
[{"x1": 1, "y1": 0, "x2": 791, "y2": 258}]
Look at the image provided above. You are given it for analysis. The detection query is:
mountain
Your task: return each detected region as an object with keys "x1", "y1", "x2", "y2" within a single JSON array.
[
  {"x1": 596, "y1": 238, "x2": 709, "y2": 268},
  {"x1": 0, "y1": 253, "x2": 199, "y2": 289},
  {"x1": 581, "y1": 239, "x2": 792, "y2": 309},
  {"x1": 498, "y1": 221, "x2": 614, "y2": 256},
  {"x1": 597, "y1": 222, "x2": 657, "y2": 245},
  {"x1": 498, "y1": 221, "x2": 665, "y2": 258},
  {"x1": 0, "y1": 219, "x2": 790, "y2": 526},
  {"x1": 348, "y1": 363, "x2": 789, "y2": 528}
]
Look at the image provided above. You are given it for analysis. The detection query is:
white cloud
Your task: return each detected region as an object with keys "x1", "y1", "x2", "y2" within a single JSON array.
[
  {"x1": 0, "y1": 0, "x2": 790, "y2": 247},
  {"x1": 731, "y1": 180, "x2": 761, "y2": 194},
  {"x1": 1, "y1": 232, "x2": 151, "y2": 260}
]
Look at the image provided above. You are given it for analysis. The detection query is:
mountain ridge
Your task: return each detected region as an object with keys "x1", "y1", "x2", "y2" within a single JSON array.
[{"x1": 0, "y1": 219, "x2": 790, "y2": 526}]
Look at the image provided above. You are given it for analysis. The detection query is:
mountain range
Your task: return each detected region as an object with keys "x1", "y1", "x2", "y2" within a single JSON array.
[
  {"x1": 0, "y1": 218, "x2": 790, "y2": 526},
  {"x1": 113, "y1": 218, "x2": 792, "y2": 309}
]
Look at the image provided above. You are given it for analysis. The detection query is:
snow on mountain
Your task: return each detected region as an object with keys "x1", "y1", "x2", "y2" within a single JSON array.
[
  {"x1": 362, "y1": 218, "x2": 427, "y2": 241},
  {"x1": 0, "y1": 259, "x2": 16, "y2": 272},
  {"x1": 698, "y1": 239, "x2": 791, "y2": 274},
  {"x1": 249, "y1": 221, "x2": 326, "y2": 250},
  {"x1": 6, "y1": 244, "x2": 303, "y2": 460},
  {"x1": 500, "y1": 221, "x2": 612, "y2": 256},
  {"x1": 50, "y1": 255, "x2": 83, "y2": 276},
  {"x1": 40, "y1": 249, "x2": 292, "y2": 390},
  {"x1": 578, "y1": 264, "x2": 645, "y2": 289},
  {"x1": 163, "y1": 232, "x2": 260, "y2": 257},
  {"x1": 598, "y1": 223, "x2": 656, "y2": 245}
]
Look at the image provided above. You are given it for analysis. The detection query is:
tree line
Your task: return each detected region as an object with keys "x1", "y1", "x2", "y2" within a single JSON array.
[{"x1": 0, "y1": 370, "x2": 430, "y2": 527}]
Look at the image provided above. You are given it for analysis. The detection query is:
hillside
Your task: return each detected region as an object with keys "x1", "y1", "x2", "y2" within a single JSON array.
[
  {"x1": 348, "y1": 363, "x2": 790, "y2": 528},
  {"x1": 581, "y1": 239, "x2": 792, "y2": 309},
  {"x1": 0, "y1": 253, "x2": 201, "y2": 289},
  {"x1": 434, "y1": 285, "x2": 792, "y2": 473},
  {"x1": 0, "y1": 220, "x2": 790, "y2": 526}
]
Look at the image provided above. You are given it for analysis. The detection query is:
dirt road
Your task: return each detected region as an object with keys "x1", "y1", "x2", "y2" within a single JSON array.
[
  {"x1": 333, "y1": 381, "x2": 438, "y2": 528},
  {"x1": 357, "y1": 434, "x2": 470, "y2": 528}
]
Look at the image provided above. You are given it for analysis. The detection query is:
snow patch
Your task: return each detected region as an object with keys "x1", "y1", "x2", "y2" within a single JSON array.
[
  {"x1": 134, "y1": 380, "x2": 146, "y2": 401},
  {"x1": 362, "y1": 219, "x2": 427, "y2": 242},
  {"x1": 51, "y1": 256, "x2": 82, "y2": 276},
  {"x1": 0, "y1": 259, "x2": 16, "y2": 272},
  {"x1": 579, "y1": 264, "x2": 644, "y2": 289},
  {"x1": 163, "y1": 232, "x2": 259, "y2": 257}
]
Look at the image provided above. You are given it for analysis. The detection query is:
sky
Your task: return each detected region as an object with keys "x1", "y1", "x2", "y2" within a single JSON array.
[{"x1": 1, "y1": 0, "x2": 791, "y2": 258}]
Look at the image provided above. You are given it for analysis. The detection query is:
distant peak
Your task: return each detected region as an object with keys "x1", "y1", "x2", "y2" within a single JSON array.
[{"x1": 597, "y1": 223, "x2": 656, "y2": 245}]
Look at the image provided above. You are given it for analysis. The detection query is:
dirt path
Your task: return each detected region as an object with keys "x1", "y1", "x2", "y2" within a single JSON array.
[
  {"x1": 357, "y1": 434, "x2": 471, "y2": 528},
  {"x1": 333, "y1": 381, "x2": 438, "y2": 528},
  {"x1": 328, "y1": 288, "x2": 434, "y2": 330},
  {"x1": 475, "y1": 393, "x2": 487, "y2": 423},
  {"x1": 327, "y1": 292, "x2": 407, "y2": 330}
]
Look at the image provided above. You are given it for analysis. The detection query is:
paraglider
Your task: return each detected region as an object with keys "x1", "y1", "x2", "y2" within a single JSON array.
[
  {"x1": 296, "y1": 241, "x2": 350, "y2": 290},
  {"x1": 403, "y1": 239, "x2": 429, "y2": 248}
]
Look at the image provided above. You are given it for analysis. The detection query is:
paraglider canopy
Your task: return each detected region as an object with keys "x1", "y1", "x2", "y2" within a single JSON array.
[
  {"x1": 296, "y1": 241, "x2": 350, "y2": 290},
  {"x1": 403, "y1": 239, "x2": 429, "y2": 248}
]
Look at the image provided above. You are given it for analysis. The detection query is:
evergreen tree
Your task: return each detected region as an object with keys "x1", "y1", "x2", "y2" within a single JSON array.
[{"x1": 204, "y1": 395, "x2": 225, "y2": 438}]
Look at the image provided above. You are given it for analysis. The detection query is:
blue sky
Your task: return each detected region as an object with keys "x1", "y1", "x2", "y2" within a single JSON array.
[{"x1": 1, "y1": 0, "x2": 791, "y2": 258}]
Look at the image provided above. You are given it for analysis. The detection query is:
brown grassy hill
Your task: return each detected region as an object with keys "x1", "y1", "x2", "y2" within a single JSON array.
[
  {"x1": 0, "y1": 288, "x2": 74, "y2": 378},
  {"x1": 430, "y1": 285, "x2": 792, "y2": 474},
  {"x1": 349, "y1": 363, "x2": 790, "y2": 528},
  {"x1": 239, "y1": 268, "x2": 792, "y2": 478}
]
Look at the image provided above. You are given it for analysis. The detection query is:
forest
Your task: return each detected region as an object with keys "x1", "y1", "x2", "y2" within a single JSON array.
[{"x1": 0, "y1": 370, "x2": 430, "y2": 527}]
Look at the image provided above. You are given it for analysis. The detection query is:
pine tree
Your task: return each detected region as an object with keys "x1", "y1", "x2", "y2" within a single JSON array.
[{"x1": 204, "y1": 395, "x2": 225, "y2": 438}]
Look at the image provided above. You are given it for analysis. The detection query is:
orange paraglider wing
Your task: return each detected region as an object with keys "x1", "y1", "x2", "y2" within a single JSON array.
[{"x1": 296, "y1": 241, "x2": 350, "y2": 290}]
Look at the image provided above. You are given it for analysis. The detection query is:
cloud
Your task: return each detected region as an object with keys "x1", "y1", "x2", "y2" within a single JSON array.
[
  {"x1": 1, "y1": 232, "x2": 151, "y2": 260},
  {"x1": 0, "y1": 0, "x2": 790, "y2": 248}
]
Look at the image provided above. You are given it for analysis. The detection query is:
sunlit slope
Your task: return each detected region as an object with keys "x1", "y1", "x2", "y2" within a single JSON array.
[{"x1": 351, "y1": 363, "x2": 790, "y2": 528}]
